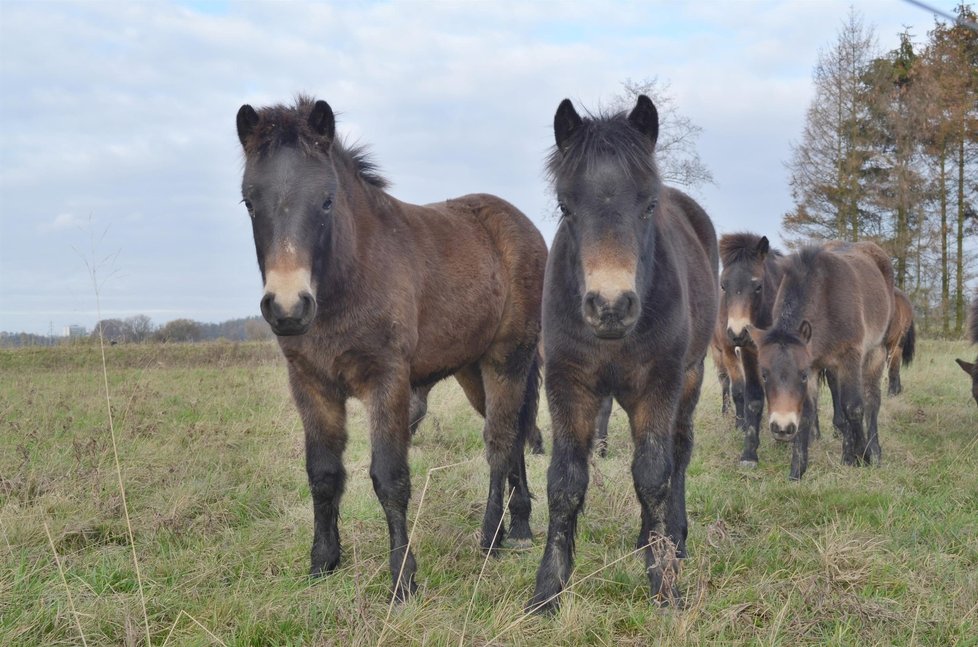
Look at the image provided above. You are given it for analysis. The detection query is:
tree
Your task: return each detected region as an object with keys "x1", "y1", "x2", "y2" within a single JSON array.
[
  {"x1": 124, "y1": 314, "x2": 154, "y2": 342},
  {"x1": 612, "y1": 77, "x2": 713, "y2": 189},
  {"x1": 154, "y1": 319, "x2": 202, "y2": 343},
  {"x1": 92, "y1": 319, "x2": 127, "y2": 343},
  {"x1": 783, "y1": 9, "x2": 880, "y2": 244}
]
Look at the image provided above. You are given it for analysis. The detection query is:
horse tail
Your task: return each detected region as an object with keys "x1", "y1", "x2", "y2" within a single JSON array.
[
  {"x1": 901, "y1": 319, "x2": 916, "y2": 367},
  {"x1": 518, "y1": 348, "x2": 542, "y2": 453}
]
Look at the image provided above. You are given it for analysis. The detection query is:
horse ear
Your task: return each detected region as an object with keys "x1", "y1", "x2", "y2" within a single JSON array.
[
  {"x1": 756, "y1": 236, "x2": 770, "y2": 258},
  {"x1": 309, "y1": 100, "x2": 335, "y2": 144},
  {"x1": 627, "y1": 94, "x2": 659, "y2": 146},
  {"x1": 554, "y1": 99, "x2": 583, "y2": 152},
  {"x1": 799, "y1": 320, "x2": 813, "y2": 344},
  {"x1": 957, "y1": 358, "x2": 975, "y2": 374},
  {"x1": 236, "y1": 104, "x2": 259, "y2": 147}
]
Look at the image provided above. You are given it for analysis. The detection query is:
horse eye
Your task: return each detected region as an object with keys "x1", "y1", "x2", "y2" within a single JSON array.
[
  {"x1": 754, "y1": 283, "x2": 762, "y2": 293},
  {"x1": 761, "y1": 371, "x2": 768, "y2": 383},
  {"x1": 558, "y1": 201, "x2": 571, "y2": 218},
  {"x1": 322, "y1": 197, "x2": 333, "y2": 212},
  {"x1": 643, "y1": 201, "x2": 657, "y2": 219},
  {"x1": 800, "y1": 371, "x2": 808, "y2": 383},
  {"x1": 242, "y1": 199, "x2": 254, "y2": 217},
  {"x1": 720, "y1": 283, "x2": 726, "y2": 292}
]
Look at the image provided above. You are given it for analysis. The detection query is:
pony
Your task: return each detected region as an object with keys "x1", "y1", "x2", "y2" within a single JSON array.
[
  {"x1": 236, "y1": 96, "x2": 546, "y2": 601},
  {"x1": 884, "y1": 288, "x2": 916, "y2": 396},
  {"x1": 955, "y1": 292, "x2": 978, "y2": 407},
  {"x1": 749, "y1": 241, "x2": 894, "y2": 479},
  {"x1": 528, "y1": 95, "x2": 718, "y2": 613},
  {"x1": 715, "y1": 233, "x2": 787, "y2": 466}
]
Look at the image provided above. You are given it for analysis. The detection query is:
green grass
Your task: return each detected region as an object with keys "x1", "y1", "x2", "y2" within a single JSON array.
[{"x1": 1, "y1": 339, "x2": 976, "y2": 646}]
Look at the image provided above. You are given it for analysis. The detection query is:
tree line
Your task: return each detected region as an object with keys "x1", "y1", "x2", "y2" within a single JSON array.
[
  {"x1": 784, "y1": 5, "x2": 977, "y2": 336},
  {"x1": 0, "y1": 315, "x2": 274, "y2": 348}
]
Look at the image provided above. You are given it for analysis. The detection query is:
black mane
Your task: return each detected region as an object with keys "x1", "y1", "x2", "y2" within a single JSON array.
[
  {"x1": 771, "y1": 246, "x2": 822, "y2": 333},
  {"x1": 719, "y1": 232, "x2": 783, "y2": 267},
  {"x1": 546, "y1": 109, "x2": 657, "y2": 183},
  {"x1": 243, "y1": 95, "x2": 389, "y2": 189}
]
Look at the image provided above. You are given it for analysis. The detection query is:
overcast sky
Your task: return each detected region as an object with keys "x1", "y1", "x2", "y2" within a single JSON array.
[{"x1": 0, "y1": 0, "x2": 957, "y2": 335}]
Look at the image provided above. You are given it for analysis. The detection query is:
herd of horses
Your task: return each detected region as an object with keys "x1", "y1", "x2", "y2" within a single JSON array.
[{"x1": 235, "y1": 95, "x2": 977, "y2": 614}]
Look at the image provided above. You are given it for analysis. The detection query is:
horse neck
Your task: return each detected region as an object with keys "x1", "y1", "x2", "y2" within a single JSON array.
[
  {"x1": 319, "y1": 174, "x2": 380, "y2": 298},
  {"x1": 755, "y1": 258, "x2": 784, "y2": 329},
  {"x1": 772, "y1": 266, "x2": 821, "y2": 336}
]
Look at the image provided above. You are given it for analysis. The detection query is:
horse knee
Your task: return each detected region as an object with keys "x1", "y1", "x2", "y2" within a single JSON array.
[
  {"x1": 546, "y1": 453, "x2": 588, "y2": 517},
  {"x1": 844, "y1": 401, "x2": 864, "y2": 422},
  {"x1": 632, "y1": 444, "x2": 671, "y2": 504},
  {"x1": 369, "y1": 459, "x2": 411, "y2": 507}
]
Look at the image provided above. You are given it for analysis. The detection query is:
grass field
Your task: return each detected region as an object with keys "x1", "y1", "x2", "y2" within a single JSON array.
[{"x1": 1, "y1": 339, "x2": 976, "y2": 646}]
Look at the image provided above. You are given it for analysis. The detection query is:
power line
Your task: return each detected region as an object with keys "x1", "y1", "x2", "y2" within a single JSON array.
[{"x1": 901, "y1": 0, "x2": 978, "y2": 32}]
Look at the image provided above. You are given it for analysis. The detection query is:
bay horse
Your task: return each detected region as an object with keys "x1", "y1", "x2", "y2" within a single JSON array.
[
  {"x1": 884, "y1": 288, "x2": 916, "y2": 396},
  {"x1": 235, "y1": 96, "x2": 546, "y2": 601},
  {"x1": 955, "y1": 291, "x2": 978, "y2": 407},
  {"x1": 715, "y1": 233, "x2": 788, "y2": 467},
  {"x1": 749, "y1": 241, "x2": 894, "y2": 480},
  {"x1": 529, "y1": 95, "x2": 718, "y2": 613}
]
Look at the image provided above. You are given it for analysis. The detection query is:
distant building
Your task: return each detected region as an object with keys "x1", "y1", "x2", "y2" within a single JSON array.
[{"x1": 64, "y1": 324, "x2": 87, "y2": 338}]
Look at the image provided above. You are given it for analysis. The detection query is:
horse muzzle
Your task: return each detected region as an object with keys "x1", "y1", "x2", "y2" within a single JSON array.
[
  {"x1": 583, "y1": 290, "x2": 639, "y2": 339},
  {"x1": 260, "y1": 291, "x2": 317, "y2": 336},
  {"x1": 769, "y1": 421, "x2": 798, "y2": 442}
]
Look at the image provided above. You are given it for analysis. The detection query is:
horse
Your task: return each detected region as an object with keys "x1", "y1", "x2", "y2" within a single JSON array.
[
  {"x1": 715, "y1": 233, "x2": 788, "y2": 467},
  {"x1": 235, "y1": 96, "x2": 547, "y2": 601},
  {"x1": 749, "y1": 241, "x2": 894, "y2": 480},
  {"x1": 408, "y1": 382, "x2": 545, "y2": 454},
  {"x1": 955, "y1": 292, "x2": 978, "y2": 407},
  {"x1": 528, "y1": 95, "x2": 718, "y2": 613},
  {"x1": 884, "y1": 288, "x2": 916, "y2": 396}
]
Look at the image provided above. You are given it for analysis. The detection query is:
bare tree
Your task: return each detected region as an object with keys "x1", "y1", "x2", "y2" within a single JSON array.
[{"x1": 611, "y1": 77, "x2": 714, "y2": 189}]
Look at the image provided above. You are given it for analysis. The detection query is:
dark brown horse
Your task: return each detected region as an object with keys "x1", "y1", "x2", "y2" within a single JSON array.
[
  {"x1": 529, "y1": 95, "x2": 718, "y2": 613},
  {"x1": 955, "y1": 292, "x2": 978, "y2": 407},
  {"x1": 236, "y1": 96, "x2": 546, "y2": 601},
  {"x1": 884, "y1": 288, "x2": 916, "y2": 396},
  {"x1": 750, "y1": 241, "x2": 894, "y2": 479},
  {"x1": 715, "y1": 233, "x2": 787, "y2": 466}
]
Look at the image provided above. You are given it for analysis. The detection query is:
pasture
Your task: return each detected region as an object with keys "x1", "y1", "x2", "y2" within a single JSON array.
[{"x1": 1, "y1": 339, "x2": 976, "y2": 646}]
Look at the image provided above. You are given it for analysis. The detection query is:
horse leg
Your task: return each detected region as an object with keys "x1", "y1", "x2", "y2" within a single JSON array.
[
  {"x1": 862, "y1": 346, "x2": 886, "y2": 466},
  {"x1": 365, "y1": 370, "x2": 417, "y2": 602},
  {"x1": 835, "y1": 360, "x2": 866, "y2": 467},
  {"x1": 789, "y1": 394, "x2": 814, "y2": 481},
  {"x1": 621, "y1": 368, "x2": 683, "y2": 606},
  {"x1": 479, "y1": 345, "x2": 538, "y2": 549},
  {"x1": 720, "y1": 371, "x2": 731, "y2": 416},
  {"x1": 594, "y1": 396, "x2": 612, "y2": 457},
  {"x1": 528, "y1": 372, "x2": 600, "y2": 615},
  {"x1": 667, "y1": 362, "x2": 704, "y2": 560},
  {"x1": 289, "y1": 368, "x2": 347, "y2": 577},
  {"x1": 825, "y1": 369, "x2": 845, "y2": 440},
  {"x1": 409, "y1": 384, "x2": 433, "y2": 436},
  {"x1": 887, "y1": 345, "x2": 902, "y2": 396},
  {"x1": 739, "y1": 350, "x2": 762, "y2": 467}
]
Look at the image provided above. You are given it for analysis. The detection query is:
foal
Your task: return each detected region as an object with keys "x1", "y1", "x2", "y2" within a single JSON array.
[{"x1": 529, "y1": 95, "x2": 718, "y2": 613}]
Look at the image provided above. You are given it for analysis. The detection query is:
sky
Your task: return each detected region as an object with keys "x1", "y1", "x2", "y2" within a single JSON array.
[{"x1": 0, "y1": 0, "x2": 960, "y2": 335}]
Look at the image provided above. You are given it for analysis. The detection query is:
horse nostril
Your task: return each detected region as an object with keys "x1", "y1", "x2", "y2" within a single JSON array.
[
  {"x1": 583, "y1": 292, "x2": 602, "y2": 323},
  {"x1": 298, "y1": 291, "x2": 317, "y2": 321},
  {"x1": 619, "y1": 291, "x2": 639, "y2": 324},
  {"x1": 260, "y1": 293, "x2": 276, "y2": 322}
]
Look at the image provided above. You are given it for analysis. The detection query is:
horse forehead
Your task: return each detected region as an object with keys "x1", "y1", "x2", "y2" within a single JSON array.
[
  {"x1": 248, "y1": 147, "x2": 325, "y2": 190},
  {"x1": 567, "y1": 158, "x2": 644, "y2": 199}
]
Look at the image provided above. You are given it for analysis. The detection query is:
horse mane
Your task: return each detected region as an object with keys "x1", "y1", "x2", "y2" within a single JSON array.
[
  {"x1": 546, "y1": 109, "x2": 657, "y2": 183},
  {"x1": 719, "y1": 232, "x2": 783, "y2": 266},
  {"x1": 761, "y1": 327, "x2": 807, "y2": 348},
  {"x1": 770, "y1": 246, "x2": 822, "y2": 335},
  {"x1": 242, "y1": 95, "x2": 389, "y2": 189}
]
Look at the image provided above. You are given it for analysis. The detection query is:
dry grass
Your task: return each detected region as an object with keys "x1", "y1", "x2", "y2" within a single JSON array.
[{"x1": 1, "y1": 339, "x2": 976, "y2": 645}]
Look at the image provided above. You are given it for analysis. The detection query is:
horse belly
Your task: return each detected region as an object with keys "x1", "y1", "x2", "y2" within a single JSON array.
[{"x1": 410, "y1": 244, "x2": 506, "y2": 382}]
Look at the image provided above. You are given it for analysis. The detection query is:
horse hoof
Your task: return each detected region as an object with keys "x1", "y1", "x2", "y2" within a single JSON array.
[{"x1": 739, "y1": 460, "x2": 758, "y2": 469}]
